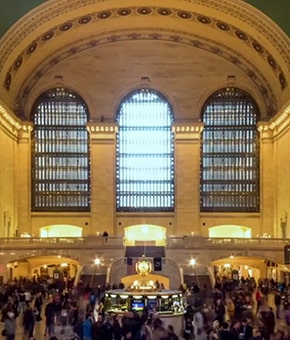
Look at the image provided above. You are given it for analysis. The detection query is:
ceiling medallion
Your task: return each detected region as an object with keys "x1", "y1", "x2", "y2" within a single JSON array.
[
  {"x1": 59, "y1": 22, "x2": 73, "y2": 32},
  {"x1": 137, "y1": 8, "x2": 152, "y2": 15},
  {"x1": 216, "y1": 22, "x2": 230, "y2": 31},
  {"x1": 177, "y1": 10, "x2": 192, "y2": 19},
  {"x1": 157, "y1": 8, "x2": 172, "y2": 16},
  {"x1": 26, "y1": 42, "x2": 38, "y2": 55},
  {"x1": 42, "y1": 31, "x2": 55, "y2": 41},
  {"x1": 235, "y1": 30, "x2": 248, "y2": 41},
  {"x1": 97, "y1": 11, "x2": 111, "y2": 19},
  {"x1": 197, "y1": 15, "x2": 211, "y2": 24},
  {"x1": 117, "y1": 8, "x2": 132, "y2": 16},
  {"x1": 78, "y1": 16, "x2": 92, "y2": 25}
]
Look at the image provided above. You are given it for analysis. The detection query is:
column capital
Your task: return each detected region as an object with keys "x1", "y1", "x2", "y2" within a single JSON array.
[
  {"x1": 18, "y1": 122, "x2": 33, "y2": 142},
  {"x1": 87, "y1": 122, "x2": 118, "y2": 142},
  {"x1": 257, "y1": 122, "x2": 273, "y2": 142},
  {"x1": 173, "y1": 122, "x2": 204, "y2": 141},
  {"x1": 0, "y1": 103, "x2": 22, "y2": 140}
]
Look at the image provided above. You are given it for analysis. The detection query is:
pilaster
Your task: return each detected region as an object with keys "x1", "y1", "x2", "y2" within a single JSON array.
[
  {"x1": 17, "y1": 122, "x2": 33, "y2": 235},
  {"x1": 87, "y1": 122, "x2": 118, "y2": 236},
  {"x1": 257, "y1": 122, "x2": 274, "y2": 237},
  {"x1": 173, "y1": 122, "x2": 204, "y2": 236}
]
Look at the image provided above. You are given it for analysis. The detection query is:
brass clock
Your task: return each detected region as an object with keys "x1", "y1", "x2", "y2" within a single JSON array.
[{"x1": 135, "y1": 258, "x2": 152, "y2": 276}]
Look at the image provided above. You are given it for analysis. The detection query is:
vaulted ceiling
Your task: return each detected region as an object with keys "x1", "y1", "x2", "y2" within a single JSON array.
[
  {"x1": 0, "y1": 0, "x2": 289, "y2": 122},
  {"x1": 1, "y1": 0, "x2": 289, "y2": 38}
]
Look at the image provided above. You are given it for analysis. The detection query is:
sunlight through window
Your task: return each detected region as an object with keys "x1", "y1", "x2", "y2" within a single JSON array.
[{"x1": 116, "y1": 89, "x2": 174, "y2": 212}]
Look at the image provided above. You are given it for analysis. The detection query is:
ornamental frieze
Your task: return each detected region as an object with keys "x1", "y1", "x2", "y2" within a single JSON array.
[{"x1": 1, "y1": 5, "x2": 288, "y2": 94}]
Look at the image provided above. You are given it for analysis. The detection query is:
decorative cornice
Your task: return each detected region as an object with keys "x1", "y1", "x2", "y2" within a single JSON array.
[
  {"x1": 2, "y1": 5, "x2": 287, "y2": 94},
  {"x1": 258, "y1": 102, "x2": 290, "y2": 141},
  {"x1": 87, "y1": 122, "x2": 118, "y2": 141},
  {"x1": 269, "y1": 103, "x2": 290, "y2": 140},
  {"x1": 0, "y1": 102, "x2": 22, "y2": 139},
  {"x1": 193, "y1": 0, "x2": 290, "y2": 69},
  {"x1": 0, "y1": 0, "x2": 289, "y2": 70},
  {"x1": 173, "y1": 122, "x2": 204, "y2": 140}
]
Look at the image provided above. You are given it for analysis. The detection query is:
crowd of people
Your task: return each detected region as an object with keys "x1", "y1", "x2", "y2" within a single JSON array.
[
  {"x1": 1, "y1": 276, "x2": 290, "y2": 339},
  {"x1": 180, "y1": 276, "x2": 290, "y2": 340}
]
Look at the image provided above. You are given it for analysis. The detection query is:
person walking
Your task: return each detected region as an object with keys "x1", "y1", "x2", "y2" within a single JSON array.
[
  {"x1": 274, "y1": 290, "x2": 282, "y2": 319},
  {"x1": 4, "y1": 310, "x2": 17, "y2": 340},
  {"x1": 82, "y1": 313, "x2": 93, "y2": 340},
  {"x1": 22, "y1": 303, "x2": 35, "y2": 340}
]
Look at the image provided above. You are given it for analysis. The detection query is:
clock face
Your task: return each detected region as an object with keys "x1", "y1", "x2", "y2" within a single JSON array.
[{"x1": 136, "y1": 259, "x2": 152, "y2": 275}]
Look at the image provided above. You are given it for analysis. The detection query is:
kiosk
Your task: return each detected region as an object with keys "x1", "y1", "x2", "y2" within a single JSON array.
[{"x1": 104, "y1": 256, "x2": 185, "y2": 332}]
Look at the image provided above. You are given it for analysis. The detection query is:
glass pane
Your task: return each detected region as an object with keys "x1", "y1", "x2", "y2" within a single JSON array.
[
  {"x1": 116, "y1": 89, "x2": 174, "y2": 212},
  {"x1": 200, "y1": 87, "x2": 260, "y2": 212},
  {"x1": 31, "y1": 88, "x2": 90, "y2": 211}
]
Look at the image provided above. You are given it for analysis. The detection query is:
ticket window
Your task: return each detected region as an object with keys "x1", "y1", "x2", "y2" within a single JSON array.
[
  {"x1": 131, "y1": 298, "x2": 145, "y2": 312},
  {"x1": 170, "y1": 294, "x2": 183, "y2": 312},
  {"x1": 147, "y1": 296, "x2": 157, "y2": 313},
  {"x1": 160, "y1": 295, "x2": 170, "y2": 311},
  {"x1": 105, "y1": 294, "x2": 120, "y2": 311}
]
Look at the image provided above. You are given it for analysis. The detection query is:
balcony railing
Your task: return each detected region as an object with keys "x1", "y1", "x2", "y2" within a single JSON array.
[{"x1": 0, "y1": 235, "x2": 288, "y2": 250}]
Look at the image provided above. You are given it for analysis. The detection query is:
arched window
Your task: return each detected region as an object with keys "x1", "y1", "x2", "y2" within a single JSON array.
[
  {"x1": 200, "y1": 87, "x2": 260, "y2": 212},
  {"x1": 31, "y1": 88, "x2": 90, "y2": 211},
  {"x1": 116, "y1": 89, "x2": 174, "y2": 212}
]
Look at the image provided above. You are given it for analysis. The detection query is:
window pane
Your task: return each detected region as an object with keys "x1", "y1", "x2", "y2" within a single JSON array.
[
  {"x1": 116, "y1": 89, "x2": 174, "y2": 212},
  {"x1": 31, "y1": 88, "x2": 90, "y2": 211},
  {"x1": 200, "y1": 87, "x2": 260, "y2": 212}
]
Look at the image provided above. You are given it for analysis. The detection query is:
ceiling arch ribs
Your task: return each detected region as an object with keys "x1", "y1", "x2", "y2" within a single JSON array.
[{"x1": 0, "y1": 0, "x2": 288, "y2": 119}]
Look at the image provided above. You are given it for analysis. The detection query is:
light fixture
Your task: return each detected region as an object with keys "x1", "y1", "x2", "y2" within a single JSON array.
[
  {"x1": 94, "y1": 258, "x2": 101, "y2": 265},
  {"x1": 190, "y1": 258, "x2": 196, "y2": 266}
]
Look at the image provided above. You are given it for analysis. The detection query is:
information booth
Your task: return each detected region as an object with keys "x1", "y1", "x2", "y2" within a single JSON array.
[
  {"x1": 104, "y1": 289, "x2": 184, "y2": 332},
  {"x1": 104, "y1": 255, "x2": 185, "y2": 333}
]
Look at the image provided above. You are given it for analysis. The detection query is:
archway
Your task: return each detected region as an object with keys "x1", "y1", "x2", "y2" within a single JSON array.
[
  {"x1": 210, "y1": 255, "x2": 290, "y2": 285},
  {"x1": 7, "y1": 255, "x2": 80, "y2": 280},
  {"x1": 124, "y1": 225, "x2": 166, "y2": 246},
  {"x1": 209, "y1": 225, "x2": 251, "y2": 238},
  {"x1": 40, "y1": 224, "x2": 82, "y2": 237}
]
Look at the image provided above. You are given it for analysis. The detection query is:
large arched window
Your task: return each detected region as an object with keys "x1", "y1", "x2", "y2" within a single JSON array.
[
  {"x1": 116, "y1": 88, "x2": 174, "y2": 212},
  {"x1": 31, "y1": 88, "x2": 90, "y2": 211},
  {"x1": 200, "y1": 87, "x2": 260, "y2": 212}
]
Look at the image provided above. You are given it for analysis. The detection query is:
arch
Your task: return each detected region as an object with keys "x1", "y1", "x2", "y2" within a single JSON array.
[
  {"x1": 0, "y1": 1, "x2": 287, "y2": 120},
  {"x1": 209, "y1": 225, "x2": 251, "y2": 238},
  {"x1": 40, "y1": 224, "x2": 83, "y2": 238},
  {"x1": 124, "y1": 225, "x2": 167, "y2": 246},
  {"x1": 7, "y1": 255, "x2": 80, "y2": 280},
  {"x1": 210, "y1": 255, "x2": 290, "y2": 283}
]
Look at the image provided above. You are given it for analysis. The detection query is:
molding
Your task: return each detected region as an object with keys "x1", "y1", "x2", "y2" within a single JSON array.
[
  {"x1": 258, "y1": 102, "x2": 290, "y2": 141},
  {"x1": 2, "y1": 5, "x2": 287, "y2": 92},
  {"x1": 173, "y1": 122, "x2": 204, "y2": 141},
  {"x1": 0, "y1": 0, "x2": 289, "y2": 70},
  {"x1": 269, "y1": 103, "x2": 290, "y2": 141},
  {"x1": 87, "y1": 122, "x2": 118, "y2": 142},
  {"x1": 0, "y1": 102, "x2": 31, "y2": 141},
  {"x1": 16, "y1": 28, "x2": 277, "y2": 120}
]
